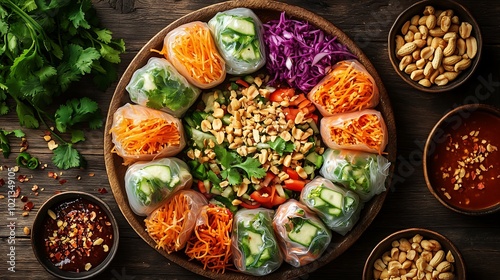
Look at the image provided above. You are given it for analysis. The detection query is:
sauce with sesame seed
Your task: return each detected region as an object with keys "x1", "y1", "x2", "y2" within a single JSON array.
[
  {"x1": 42, "y1": 198, "x2": 114, "y2": 272},
  {"x1": 428, "y1": 110, "x2": 500, "y2": 211}
]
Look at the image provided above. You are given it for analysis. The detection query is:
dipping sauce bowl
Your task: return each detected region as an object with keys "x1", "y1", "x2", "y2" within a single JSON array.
[
  {"x1": 423, "y1": 104, "x2": 500, "y2": 215},
  {"x1": 31, "y1": 191, "x2": 119, "y2": 279}
]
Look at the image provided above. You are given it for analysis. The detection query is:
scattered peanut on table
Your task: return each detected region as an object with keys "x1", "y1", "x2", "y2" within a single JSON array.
[
  {"x1": 395, "y1": 5, "x2": 477, "y2": 87},
  {"x1": 372, "y1": 234, "x2": 456, "y2": 280}
]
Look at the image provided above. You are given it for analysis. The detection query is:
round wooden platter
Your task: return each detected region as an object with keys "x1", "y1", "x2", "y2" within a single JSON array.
[{"x1": 103, "y1": 0, "x2": 397, "y2": 279}]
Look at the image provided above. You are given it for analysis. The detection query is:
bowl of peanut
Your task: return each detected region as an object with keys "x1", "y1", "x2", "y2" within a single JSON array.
[
  {"x1": 363, "y1": 228, "x2": 466, "y2": 280},
  {"x1": 388, "y1": 0, "x2": 482, "y2": 93},
  {"x1": 31, "y1": 191, "x2": 119, "y2": 279}
]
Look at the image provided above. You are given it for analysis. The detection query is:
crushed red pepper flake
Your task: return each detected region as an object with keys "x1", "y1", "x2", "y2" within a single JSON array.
[
  {"x1": 97, "y1": 188, "x2": 108, "y2": 194},
  {"x1": 59, "y1": 179, "x2": 68, "y2": 185},
  {"x1": 23, "y1": 201, "x2": 34, "y2": 211}
]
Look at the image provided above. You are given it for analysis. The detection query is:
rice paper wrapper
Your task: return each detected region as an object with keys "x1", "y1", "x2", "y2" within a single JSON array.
[
  {"x1": 208, "y1": 8, "x2": 266, "y2": 75},
  {"x1": 145, "y1": 190, "x2": 207, "y2": 253},
  {"x1": 124, "y1": 157, "x2": 192, "y2": 216},
  {"x1": 110, "y1": 103, "x2": 186, "y2": 165},
  {"x1": 320, "y1": 109, "x2": 388, "y2": 154},
  {"x1": 126, "y1": 57, "x2": 201, "y2": 118},
  {"x1": 231, "y1": 208, "x2": 282, "y2": 276},
  {"x1": 320, "y1": 148, "x2": 390, "y2": 201},
  {"x1": 308, "y1": 59, "x2": 379, "y2": 117},
  {"x1": 300, "y1": 176, "x2": 362, "y2": 236},
  {"x1": 273, "y1": 200, "x2": 332, "y2": 267},
  {"x1": 163, "y1": 21, "x2": 226, "y2": 89}
]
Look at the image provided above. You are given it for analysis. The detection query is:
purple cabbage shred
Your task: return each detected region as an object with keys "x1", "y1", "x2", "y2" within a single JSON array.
[{"x1": 263, "y1": 12, "x2": 356, "y2": 92}]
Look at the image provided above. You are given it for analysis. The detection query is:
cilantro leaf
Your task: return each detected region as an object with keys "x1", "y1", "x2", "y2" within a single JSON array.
[
  {"x1": 233, "y1": 157, "x2": 267, "y2": 179},
  {"x1": 52, "y1": 143, "x2": 85, "y2": 169},
  {"x1": 71, "y1": 130, "x2": 86, "y2": 144},
  {"x1": 214, "y1": 145, "x2": 240, "y2": 169},
  {"x1": 55, "y1": 97, "x2": 102, "y2": 133},
  {"x1": 269, "y1": 137, "x2": 295, "y2": 156},
  {"x1": 0, "y1": 129, "x2": 25, "y2": 158},
  {"x1": 15, "y1": 101, "x2": 39, "y2": 128}
]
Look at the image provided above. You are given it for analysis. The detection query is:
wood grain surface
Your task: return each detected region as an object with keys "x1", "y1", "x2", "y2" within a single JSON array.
[{"x1": 1, "y1": 0, "x2": 499, "y2": 279}]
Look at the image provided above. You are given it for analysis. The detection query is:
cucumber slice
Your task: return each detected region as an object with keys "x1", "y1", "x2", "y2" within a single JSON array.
[
  {"x1": 306, "y1": 152, "x2": 324, "y2": 169},
  {"x1": 311, "y1": 196, "x2": 326, "y2": 207},
  {"x1": 139, "y1": 180, "x2": 152, "y2": 195},
  {"x1": 320, "y1": 187, "x2": 343, "y2": 209},
  {"x1": 245, "y1": 231, "x2": 263, "y2": 255},
  {"x1": 239, "y1": 44, "x2": 257, "y2": 61},
  {"x1": 227, "y1": 18, "x2": 255, "y2": 36},
  {"x1": 288, "y1": 221, "x2": 319, "y2": 247},
  {"x1": 245, "y1": 255, "x2": 255, "y2": 267},
  {"x1": 328, "y1": 207, "x2": 342, "y2": 216},
  {"x1": 141, "y1": 165, "x2": 171, "y2": 183}
]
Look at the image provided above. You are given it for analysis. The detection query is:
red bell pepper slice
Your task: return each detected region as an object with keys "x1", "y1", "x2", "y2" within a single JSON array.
[
  {"x1": 284, "y1": 179, "x2": 306, "y2": 192},
  {"x1": 235, "y1": 79, "x2": 250, "y2": 88},
  {"x1": 269, "y1": 88, "x2": 295, "y2": 102},
  {"x1": 250, "y1": 185, "x2": 286, "y2": 208},
  {"x1": 283, "y1": 166, "x2": 300, "y2": 180}
]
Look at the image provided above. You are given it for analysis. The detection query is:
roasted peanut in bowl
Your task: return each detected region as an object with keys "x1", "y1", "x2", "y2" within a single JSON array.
[
  {"x1": 363, "y1": 228, "x2": 466, "y2": 280},
  {"x1": 388, "y1": 0, "x2": 482, "y2": 93}
]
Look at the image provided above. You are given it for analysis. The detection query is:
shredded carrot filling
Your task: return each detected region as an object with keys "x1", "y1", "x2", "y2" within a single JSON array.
[
  {"x1": 311, "y1": 61, "x2": 375, "y2": 114},
  {"x1": 330, "y1": 113, "x2": 384, "y2": 153},
  {"x1": 145, "y1": 194, "x2": 191, "y2": 254},
  {"x1": 185, "y1": 205, "x2": 233, "y2": 273},
  {"x1": 109, "y1": 117, "x2": 181, "y2": 156},
  {"x1": 170, "y1": 23, "x2": 224, "y2": 86}
]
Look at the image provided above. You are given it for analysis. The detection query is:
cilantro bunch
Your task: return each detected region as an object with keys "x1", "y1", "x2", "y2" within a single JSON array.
[{"x1": 0, "y1": 0, "x2": 125, "y2": 169}]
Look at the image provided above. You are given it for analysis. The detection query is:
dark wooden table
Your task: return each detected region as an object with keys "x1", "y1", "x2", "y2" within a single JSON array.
[{"x1": 1, "y1": 0, "x2": 499, "y2": 279}]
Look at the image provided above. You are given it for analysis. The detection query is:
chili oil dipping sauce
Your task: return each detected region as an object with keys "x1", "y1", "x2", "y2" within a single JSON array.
[
  {"x1": 32, "y1": 191, "x2": 119, "y2": 279},
  {"x1": 424, "y1": 104, "x2": 500, "y2": 215}
]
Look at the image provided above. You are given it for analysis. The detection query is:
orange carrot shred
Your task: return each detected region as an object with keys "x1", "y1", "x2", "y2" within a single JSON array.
[
  {"x1": 185, "y1": 205, "x2": 233, "y2": 273},
  {"x1": 109, "y1": 117, "x2": 181, "y2": 156},
  {"x1": 329, "y1": 113, "x2": 385, "y2": 154},
  {"x1": 310, "y1": 60, "x2": 377, "y2": 114}
]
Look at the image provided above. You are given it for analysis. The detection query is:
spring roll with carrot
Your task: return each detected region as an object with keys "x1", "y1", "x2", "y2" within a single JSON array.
[
  {"x1": 109, "y1": 103, "x2": 186, "y2": 165},
  {"x1": 308, "y1": 59, "x2": 379, "y2": 116},
  {"x1": 145, "y1": 190, "x2": 208, "y2": 253},
  {"x1": 231, "y1": 208, "x2": 282, "y2": 276},
  {"x1": 320, "y1": 109, "x2": 388, "y2": 154},
  {"x1": 185, "y1": 204, "x2": 233, "y2": 273},
  {"x1": 126, "y1": 57, "x2": 201, "y2": 118},
  {"x1": 162, "y1": 21, "x2": 226, "y2": 89},
  {"x1": 208, "y1": 8, "x2": 266, "y2": 75},
  {"x1": 125, "y1": 157, "x2": 193, "y2": 216},
  {"x1": 300, "y1": 177, "x2": 362, "y2": 236},
  {"x1": 273, "y1": 200, "x2": 331, "y2": 267}
]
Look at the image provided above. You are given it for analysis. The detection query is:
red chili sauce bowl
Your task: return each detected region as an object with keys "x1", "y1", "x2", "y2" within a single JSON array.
[
  {"x1": 423, "y1": 104, "x2": 500, "y2": 215},
  {"x1": 31, "y1": 191, "x2": 119, "y2": 279}
]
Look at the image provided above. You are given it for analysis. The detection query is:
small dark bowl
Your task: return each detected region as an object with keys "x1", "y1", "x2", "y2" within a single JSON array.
[
  {"x1": 363, "y1": 228, "x2": 466, "y2": 280},
  {"x1": 31, "y1": 191, "x2": 119, "y2": 279},
  {"x1": 388, "y1": 0, "x2": 482, "y2": 93},
  {"x1": 423, "y1": 104, "x2": 500, "y2": 215}
]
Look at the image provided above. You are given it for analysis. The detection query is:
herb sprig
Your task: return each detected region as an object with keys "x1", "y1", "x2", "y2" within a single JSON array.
[{"x1": 0, "y1": 0, "x2": 125, "y2": 169}]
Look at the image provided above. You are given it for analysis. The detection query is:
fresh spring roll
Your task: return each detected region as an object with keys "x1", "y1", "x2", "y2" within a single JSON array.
[
  {"x1": 208, "y1": 8, "x2": 266, "y2": 75},
  {"x1": 109, "y1": 103, "x2": 186, "y2": 165},
  {"x1": 273, "y1": 200, "x2": 332, "y2": 267},
  {"x1": 126, "y1": 57, "x2": 201, "y2": 118},
  {"x1": 163, "y1": 21, "x2": 226, "y2": 89},
  {"x1": 231, "y1": 208, "x2": 282, "y2": 276},
  {"x1": 144, "y1": 190, "x2": 207, "y2": 253},
  {"x1": 320, "y1": 148, "x2": 391, "y2": 202},
  {"x1": 124, "y1": 157, "x2": 192, "y2": 216},
  {"x1": 320, "y1": 109, "x2": 388, "y2": 154},
  {"x1": 300, "y1": 176, "x2": 361, "y2": 236},
  {"x1": 308, "y1": 59, "x2": 379, "y2": 117}
]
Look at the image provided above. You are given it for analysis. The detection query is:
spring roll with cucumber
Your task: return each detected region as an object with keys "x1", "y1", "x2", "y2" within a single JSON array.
[
  {"x1": 300, "y1": 176, "x2": 362, "y2": 235},
  {"x1": 273, "y1": 200, "x2": 332, "y2": 267},
  {"x1": 125, "y1": 157, "x2": 192, "y2": 216},
  {"x1": 231, "y1": 208, "x2": 282, "y2": 276},
  {"x1": 208, "y1": 8, "x2": 266, "y2": 75},
  {"x1": 320, "y1": 148, "x2": 390, "y2": 201},
  {"x1": 126, "y1": 57, "x2": 201, "y2": 118}
]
